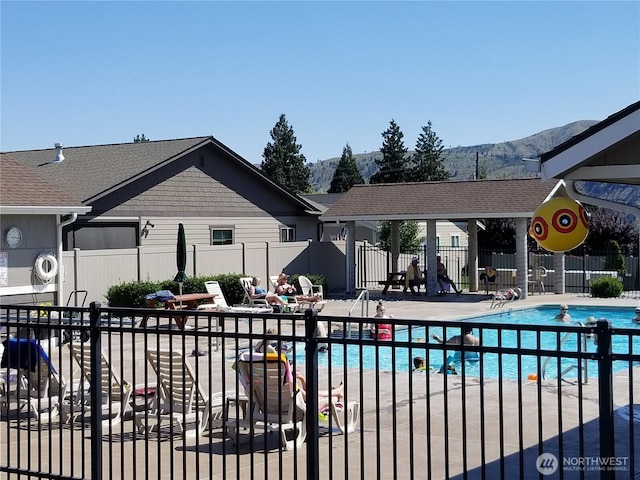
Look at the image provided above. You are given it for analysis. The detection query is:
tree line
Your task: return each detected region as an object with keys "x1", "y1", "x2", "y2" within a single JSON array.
[{"x1": 260, "y1": 115, "x2": 449, "y2": 195}]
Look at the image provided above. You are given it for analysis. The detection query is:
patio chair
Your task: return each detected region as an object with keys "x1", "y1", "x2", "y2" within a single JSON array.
[
  {"x1": 528, "y1": 266, "x2": 547, "y2": 294},
  {"x1": 480, "y1": 266, "x2": 501, "y2": 295},
  {"x1": 240, "y1": 277, "x2": 273, "y2": 308},
  {"x1": 0, "y1": 338, "x2": 66, "y2": 422},
  {"x1": 226, "y1": 351, "x2": 359, "y2": 450},
  {"x1": 135, "y1": 349, "x2": 226, "y2": 438},
  {"x1": 268, "y1": 275, "x2": 300, "y2": 312},
  {"x1": 297, "y1": 275, "x2": 327, "y2": 312},
  {"x1": 226, "y1": 351, "x2": 306, "y2": 450},
  {"x1": 61, "y1": 344, "x2": 133, "y2": 427},
  {"x1": 203, "y1": 280, "x2": 273, "y2": 316}
]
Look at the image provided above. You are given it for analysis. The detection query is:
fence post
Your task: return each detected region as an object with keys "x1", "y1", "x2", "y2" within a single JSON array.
[
  {"x1": 304, "y1": 308, "x2": 319, "y2": 480},
  {"x1": 596, "y1": 319, "x2": 615, "y2": 480},
  {"x1": 89, "y1": 302, "x2": 103, "y2": 480}
]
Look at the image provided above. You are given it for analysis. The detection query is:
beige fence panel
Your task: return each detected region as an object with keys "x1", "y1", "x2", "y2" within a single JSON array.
[{"x1": 194, "y1": 244, "x2": 245, "y2": 277}]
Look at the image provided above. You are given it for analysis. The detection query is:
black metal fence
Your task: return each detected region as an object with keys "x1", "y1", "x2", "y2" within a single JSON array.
[
  {"x1": 1, "y1": 303, "x2": 639, "y2": 479},
  {"x1": 357, "y1": 244, "x2": 640, "y2": 294}
]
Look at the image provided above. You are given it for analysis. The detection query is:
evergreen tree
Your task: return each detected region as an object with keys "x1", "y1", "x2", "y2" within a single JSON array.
[
  {"x1": 261, "y1": 114, "x2": 311, "y2": 194},
  {"x1": 328, "y1": 144, "x2": 365, "y2": 193},
  {"x1": 410, "y1": 121, "x2": 449, "y2": 181},
  {"x1": 377, "y1": 220, "x2": 422, "y2": 254},
  {"x1": 133, "y1": 134, "x2": 149, "y2": 142},
  {"x1": 370, "y1": 119, "x2": 408, "y2": 184}
]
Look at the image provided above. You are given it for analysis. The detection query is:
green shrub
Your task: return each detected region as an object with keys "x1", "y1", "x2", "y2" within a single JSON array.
[
  {"x1": 106, "y1": 280, "x2": 160, "y2": 308},
  {"x1": 590, "y1": 277, "x2": 623, "y2": 298},
  {"x1": 105, "y1": 274, "x2": 246, "y2": 307}
]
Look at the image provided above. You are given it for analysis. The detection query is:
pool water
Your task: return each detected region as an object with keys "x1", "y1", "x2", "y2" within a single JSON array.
[{"x1": 292, "y1": 306, "x2": 640, "y2": 380}]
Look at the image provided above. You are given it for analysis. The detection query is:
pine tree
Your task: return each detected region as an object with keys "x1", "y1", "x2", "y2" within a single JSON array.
[
  {"x1": 261, "y1": 114, "x2": 311, "y2": 194},
  {"x1": 328, "y1": 144, "x2": 365, "y2": 193},
  {"x1": 410, "y1": 121, "x2": 449, "y2": 181},
  {"x1": 370, "y1": 119, "x2": 408, "y2": 184}
]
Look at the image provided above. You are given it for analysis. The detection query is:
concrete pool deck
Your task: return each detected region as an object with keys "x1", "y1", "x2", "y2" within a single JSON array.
[{"x1": 2, "y1": 290, "x2": 639, "y2": 479}]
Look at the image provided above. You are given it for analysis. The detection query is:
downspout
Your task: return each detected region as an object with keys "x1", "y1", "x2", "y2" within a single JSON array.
[{"x1": 57, "y1": 213, "x2": 77, "y2": 305}]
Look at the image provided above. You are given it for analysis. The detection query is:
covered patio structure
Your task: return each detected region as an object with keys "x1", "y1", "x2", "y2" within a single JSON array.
[
  {"x1": 322, "y1": 101, "x2": 640, "y2": 297},
  {"x1": 321, "y1": 177, "x2": 560, "y2": 296}
]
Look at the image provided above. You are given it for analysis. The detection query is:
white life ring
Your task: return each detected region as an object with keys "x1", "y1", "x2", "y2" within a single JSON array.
[{"x1": 35, "y1": 252, "x2": 58, "y2": 282}]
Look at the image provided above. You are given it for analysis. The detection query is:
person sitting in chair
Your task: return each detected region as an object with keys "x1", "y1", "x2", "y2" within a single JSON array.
[
  {"x1": 275, "y1": 273, "x2": 322, "y2": 303},
  {"x1": 436, "y1": 256, "x2": 461, "y2": 295},
  {"x1": 405, "y1": 256, "x2": 425, "y2": 296},
  {"x1": 250, "y1": 277, "x2": 286, "y2": 306}
]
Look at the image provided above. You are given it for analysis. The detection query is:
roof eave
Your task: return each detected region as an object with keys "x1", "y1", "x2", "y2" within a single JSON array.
[
  {"x1": 541, "y1": 108, "x2": 640, "y2": 181},
  {"x1": 0, "y1": 206, "x2": 92, "y2": 215},
  {"x1": 320, "y1": 212, "x2": 536, "y2": 222}
]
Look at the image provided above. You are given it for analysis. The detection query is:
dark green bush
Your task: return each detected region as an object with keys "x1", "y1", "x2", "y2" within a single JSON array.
[
  {"x1": 106, "y1": 280, "x2": 160, "y2": 308},
  {"x1": 590, "y1": 277, "x2": 623, "y2": 298},
  {"x1": 105, "y1": 274, "x2": 246, "y2": 307}
]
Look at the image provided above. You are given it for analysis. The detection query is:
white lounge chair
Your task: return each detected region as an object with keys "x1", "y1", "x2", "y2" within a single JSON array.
[
  {"x1": 226, "y1": 351, "x2": 359, "y2": 450},
  {"x1": 0, "y1": 338, "x2": 66, "y2": 422},
  {"x1": 204, "y1": 280, "x2": 272, "y2": 314},
  {"x1": 297, "y1": 275, "x2": 327, "y2": 312},
  {"x1": 62, "y1": 344, "x2": 135, "y2": 427},
  {"x1": 135, "y1": 349, "x2": 226, "y2": 438}
]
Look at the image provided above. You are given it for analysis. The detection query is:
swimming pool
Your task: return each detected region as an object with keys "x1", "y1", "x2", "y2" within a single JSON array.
[{"x1": 292, "y1": 306, "x2": 640, "y2": 379}]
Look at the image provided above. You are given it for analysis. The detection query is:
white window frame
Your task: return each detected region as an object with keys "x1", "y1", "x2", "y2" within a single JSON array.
[
  {"x1": 280, "y1": 226, "x2": 296, "y2": 242},
  {"x1": 210, "y1": 226, "x2": 234, "y2": 245},
  {"x1": 450, "y1": 234, "x2": 460, "y2": 248}
]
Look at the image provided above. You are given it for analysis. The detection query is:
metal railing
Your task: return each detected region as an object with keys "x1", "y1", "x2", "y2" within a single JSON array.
[
  {"x1": 1, "y1": 303, "x2": 638, "y2": 479},
  {"x1": 357, "y1": 244, "x2": 640, "y2": 295}
]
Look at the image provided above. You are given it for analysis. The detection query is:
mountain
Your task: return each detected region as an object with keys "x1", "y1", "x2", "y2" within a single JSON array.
[{"x1": 309, "y1": 120, "x2": 599, "y2": 192}]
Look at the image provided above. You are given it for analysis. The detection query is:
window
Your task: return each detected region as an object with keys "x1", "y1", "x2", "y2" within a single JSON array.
[
  {"x1": 280, "y1": 226, "x2": 296, "y2": 242},
  {"x1": 63, "y1": 222, "x2": 138, "y2": 250},
  {"x1": 435, "y1": 236, "x2": 440, "y2": 253},
  {"x1": 451, "y1": 235, "x2": 460, "y2": 247},
  {"x1": 210, "y1": 227, "x2": 234, "y2": 245}
]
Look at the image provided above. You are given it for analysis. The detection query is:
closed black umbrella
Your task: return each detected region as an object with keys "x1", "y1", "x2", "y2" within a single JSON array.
[{"x1": 174, "y1": 223, "x2": 188, "y2": 293}]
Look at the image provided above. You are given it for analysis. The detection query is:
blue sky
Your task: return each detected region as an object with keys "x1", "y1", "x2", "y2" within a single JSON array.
[{"x1": 1, "y1": 1, "x2": 638, "y2": 163}]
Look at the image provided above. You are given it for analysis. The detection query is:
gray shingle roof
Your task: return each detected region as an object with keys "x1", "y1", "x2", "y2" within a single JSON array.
[
  {"x1": 4, "y1": 137, "x2": 211, "y2": 203},
  {"x1": 4, "y1": 136, "x2": 321, "y2": 214},
  {"x1": 0, "y1": 154, "x2": 87, "y2": 209},
  {"x1": 320, "y1": 178, "x2": 560, "y2": 221}
]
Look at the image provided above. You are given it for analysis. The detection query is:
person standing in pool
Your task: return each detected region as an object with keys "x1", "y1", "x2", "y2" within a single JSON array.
[
  {"x1": 555, "y1": 304, "x2": 572, "y2": 322},
  {"x1": 633, "y1": 307, "x2": 640, "y2": 323},
  {"x1": 431, "y1": 325, "x2": 480, "y2": 373}
]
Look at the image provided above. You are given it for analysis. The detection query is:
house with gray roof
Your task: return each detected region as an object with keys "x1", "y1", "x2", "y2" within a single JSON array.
[
  {"x1": 6, "y1": 137, "x2": 323, "y2": 251},
  {"x1": 0, "y1": 154, "x2": 91, "y2": 305}
]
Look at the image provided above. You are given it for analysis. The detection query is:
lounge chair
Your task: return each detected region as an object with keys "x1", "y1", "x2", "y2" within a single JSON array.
[
  {"x1": 297, "y1": 275, "x2": 327, "y2": 312},
  {"x1": 135, "y1": 349, "x2": 226, "y2": 438},
  {"x1": 203, "y1": 280, "x2": 272, "y2": 314},
  {"x1": 0, "y1": 338, "x2": 66, "y2": 421},
  {"x1": 226, "y1": 351, "x2": 359, "y2": 450},
  {"x1": 269, "y1": 275, "x2": 300, "y2": 312},
  {"x1": 61, "y1": 344, "x2": 133, "y2": 427},
  {"x1": 490, "y1": 286, "x2": 522, "y2": 309},
  {"x1": 240, "y1": 277, "x2": 274, "y2": 308}
]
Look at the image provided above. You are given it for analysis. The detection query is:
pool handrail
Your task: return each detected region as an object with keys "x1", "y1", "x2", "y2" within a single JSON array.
[
  {"x1": 541, "y1": 320, "x2": 590, "y2": 382},
  {"x1": 346, "y1": 289, "x2": 370, "y2": 338}
]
